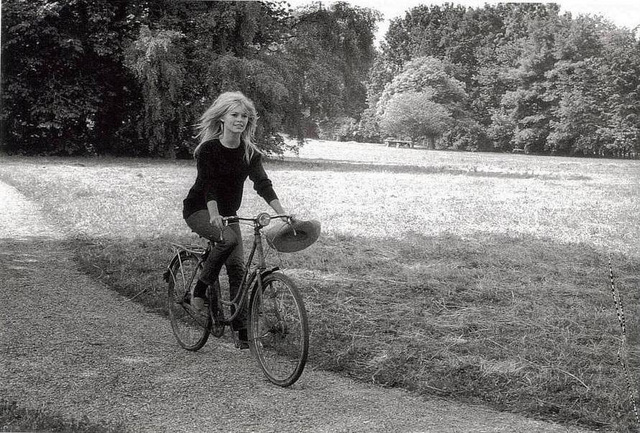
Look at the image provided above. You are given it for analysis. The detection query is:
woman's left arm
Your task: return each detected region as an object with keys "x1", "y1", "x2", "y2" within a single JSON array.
[
  {"x1": 269, "y1": 199, "x2": 286, "y2": 215},
  {"x1": 249, "y1": 154, "x2": 285, "y2": 213}
]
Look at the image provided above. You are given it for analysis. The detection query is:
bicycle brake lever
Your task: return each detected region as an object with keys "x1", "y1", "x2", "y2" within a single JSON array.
[{"x1": 288, "y1": 217, "x2": 298, "y2": 236}]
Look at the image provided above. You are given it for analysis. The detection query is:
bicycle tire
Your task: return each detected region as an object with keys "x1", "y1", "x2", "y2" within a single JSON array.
[
  {"x1": 167, "y1": 251, "x2": 210, "y2": 351},
  {"x1": 249, "y1": 272, "x2": 309, "y2": 387}
]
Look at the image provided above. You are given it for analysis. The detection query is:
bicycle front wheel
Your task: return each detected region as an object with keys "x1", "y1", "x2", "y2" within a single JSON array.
[
  {"x1": 167, "y1": 251, "x2": 210, "y2": 351},
  {"x1": 249, "y1": 272, "x2": 309, "y2": 387}
]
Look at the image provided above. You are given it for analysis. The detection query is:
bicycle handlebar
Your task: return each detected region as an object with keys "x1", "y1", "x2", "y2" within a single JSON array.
[{"x1": 222, "y1": 213, "x2": 293, "y2": 228}]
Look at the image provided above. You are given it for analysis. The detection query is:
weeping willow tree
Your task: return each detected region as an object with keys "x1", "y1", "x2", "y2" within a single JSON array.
[{"x1": 125, "y1": 26, "x2": 187, "y2": 158}]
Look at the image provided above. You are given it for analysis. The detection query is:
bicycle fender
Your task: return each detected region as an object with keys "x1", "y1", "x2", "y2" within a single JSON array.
[
  {"x1": 163, "y1": 255, "x2": 181, "y2": 282},
  {"x1": 248, "y1": 267, "x2": 280, "y2": 289},
  {"x1": 163, "y1": 251, "x2": 197, "y2": 282},
  {"x1": 261, "y1": 266, "x2": 280, "y2": 278}
]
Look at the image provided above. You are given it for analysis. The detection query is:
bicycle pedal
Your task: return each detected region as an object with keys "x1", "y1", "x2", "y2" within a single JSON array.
[{"x1": 210, "y1": 312, "x2": 225, "y2": 338}]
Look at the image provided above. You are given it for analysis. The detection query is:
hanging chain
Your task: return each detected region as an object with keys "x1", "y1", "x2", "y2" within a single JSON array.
[{"x1": 608, "y1": 254, "x2": 640, "y2": 426}]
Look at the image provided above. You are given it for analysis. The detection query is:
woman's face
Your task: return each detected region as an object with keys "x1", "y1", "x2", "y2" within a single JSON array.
[{"x1": 221, "y1": 104, "x2": 249, "y2": 135}]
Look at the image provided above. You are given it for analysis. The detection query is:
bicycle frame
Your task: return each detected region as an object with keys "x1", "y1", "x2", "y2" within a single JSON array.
[
  {"x1": 166, "y1": 216, "x2": 282, "y2": 325},
  {"x1": 166, "y1": 213, "x2": 309, "y2": 386},
  {"x1": 212, "y1": 219, "x2": 279, "y2": 325}
]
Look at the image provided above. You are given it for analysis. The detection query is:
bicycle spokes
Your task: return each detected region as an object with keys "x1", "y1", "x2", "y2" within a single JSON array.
[
  {"x1": 250, "y1": 273, "x2": 309, "y2": 387},
  {"x1": 167, "y1": 252, "x2": 210, "y2": 351}
]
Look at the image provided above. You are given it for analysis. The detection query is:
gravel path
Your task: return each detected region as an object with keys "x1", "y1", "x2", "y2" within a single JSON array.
[{"x1": 0, "y1": 180, "x2": 592, "y2": 433}]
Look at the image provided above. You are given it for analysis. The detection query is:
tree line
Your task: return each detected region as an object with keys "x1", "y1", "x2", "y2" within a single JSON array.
[
  {"x1": 1, "y1": 0, "x2": 380, "y2": 157},
  {"x1": 361, "y1": 3, "x2": 640, "y2": 157},
  {"x1": 2, "y1": 1, "x2": 639, "y2": 158}
]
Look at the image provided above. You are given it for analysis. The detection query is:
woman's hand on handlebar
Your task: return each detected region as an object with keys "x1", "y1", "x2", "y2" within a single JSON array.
[{"x1": 209, "y1": 214, "x2": 225, "y2": 241}]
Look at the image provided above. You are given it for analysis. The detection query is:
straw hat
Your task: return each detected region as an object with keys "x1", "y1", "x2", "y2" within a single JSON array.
[{"x1": 265, "y1": 219, "x2": 321, "y2": 253}]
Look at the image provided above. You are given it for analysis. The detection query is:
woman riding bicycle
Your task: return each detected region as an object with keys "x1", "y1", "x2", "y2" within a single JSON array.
[{"x1": 182, "y1": 91, "x2": 289, "y2": 347}]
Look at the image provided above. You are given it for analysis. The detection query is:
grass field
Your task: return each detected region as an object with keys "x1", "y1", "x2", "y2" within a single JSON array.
[{"x1": 1, "y1": 140, "x2": 639, "y2": 431}]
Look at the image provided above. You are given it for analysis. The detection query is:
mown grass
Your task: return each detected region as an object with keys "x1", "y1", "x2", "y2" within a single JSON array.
[{"x1": 1, "y1": 143, "x2": 639, "y2": 431}]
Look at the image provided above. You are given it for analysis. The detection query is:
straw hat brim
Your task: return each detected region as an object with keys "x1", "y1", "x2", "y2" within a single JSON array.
[{"x1": 265, "y1": 219, "x2": 321, "y2": 253}]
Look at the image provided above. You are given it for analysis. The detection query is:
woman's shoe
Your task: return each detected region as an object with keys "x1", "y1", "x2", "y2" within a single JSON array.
[
  {"x1": 235, "y1": 329, "x2": 249, "y2": 350},
  {"x1": 191, "y1": 297, "x2": 209, "y2": 324}
]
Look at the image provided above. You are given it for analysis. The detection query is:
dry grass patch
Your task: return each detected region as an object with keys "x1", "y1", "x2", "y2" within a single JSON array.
[{"x1": 281, "y1": 233, "x2": 639, "y2": 430}]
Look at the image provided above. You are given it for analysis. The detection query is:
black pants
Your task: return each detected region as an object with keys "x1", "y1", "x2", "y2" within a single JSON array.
[{"x1": 185, "y1": 209, "x2": 246, "y2": 330}]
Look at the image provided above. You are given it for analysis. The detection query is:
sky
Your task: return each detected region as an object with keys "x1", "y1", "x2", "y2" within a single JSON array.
[{"x1": 285, "y1": 0, "x2": 640, "y2": 43}]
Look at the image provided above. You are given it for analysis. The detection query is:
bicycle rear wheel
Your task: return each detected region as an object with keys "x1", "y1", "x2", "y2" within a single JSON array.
[
  {"x1": 167, "y1": 251, "x2": 210, "y2": 351},
  {"x1": 249, "y1": 272, "x2": 309, "y2": 387}
]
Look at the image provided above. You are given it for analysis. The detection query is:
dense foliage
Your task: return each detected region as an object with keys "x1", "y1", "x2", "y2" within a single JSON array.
[
  {"x1": 1, "y1": 0, "x2": 140, "y2": 155},
  {"x1": 2, "y1": 1, "x2": 639, "y2": 157},
  {"x1": 1, "y1": 0, "x2": 380, "y2": 156},
  {"x1": 361, "y1": 3, "x2": 640, "y2": 156}
]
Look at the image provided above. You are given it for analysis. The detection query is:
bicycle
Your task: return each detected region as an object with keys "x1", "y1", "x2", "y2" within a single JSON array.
[{"x1": 163, "y1": 213, "x2": 310, "y2": 387}]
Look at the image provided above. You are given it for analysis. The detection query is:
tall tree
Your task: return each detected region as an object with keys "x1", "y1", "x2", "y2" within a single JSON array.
[
  {"x1": 1, "y1": 0, "x2": 141, "y2": 155},
  {"x1": 126, "y1": 0, "x2": 380, "y2": 153},
  {"x1": 486, "y1": 4, "x2": 563, "y2": 153},
  {"x1": 376, "y1": 56, "x2": 466, "y2": 116},
  {"x1": 127, "y1": 0, "x2": 298, "y2": 155},
  {"x1": 380, "y1": 91, "x2": 452, "y2": 147},
  {"x1": 285, "y1": 1, "x2": 381, "y2": 132},
  {"x1": 596, "y1": 27, "x2": 640, "y2": 157},
  {"x1": 543, "y1": 16, "x2": 640, "y2": 156},
  {"x1": 125, "y1": 26, "x2": 187, "y2": 158},
  {"x1": 374, "y1": 56, "x2": 466, "y2": 147}
]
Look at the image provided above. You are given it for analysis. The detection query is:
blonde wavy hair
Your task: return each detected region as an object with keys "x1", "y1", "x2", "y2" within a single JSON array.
[{"x1": 194, "y1": 91, "x2": 260, "y2": 162}]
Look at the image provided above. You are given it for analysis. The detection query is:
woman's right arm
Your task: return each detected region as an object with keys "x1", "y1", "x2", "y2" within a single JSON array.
[{"x1": 196, "y1": 144, "x2": 223, "y2": 233}]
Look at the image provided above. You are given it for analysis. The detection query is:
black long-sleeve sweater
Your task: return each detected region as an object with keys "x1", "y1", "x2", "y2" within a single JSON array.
[{"x1": 182, "y1": 139, "x2": 278, "y2": 219}]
